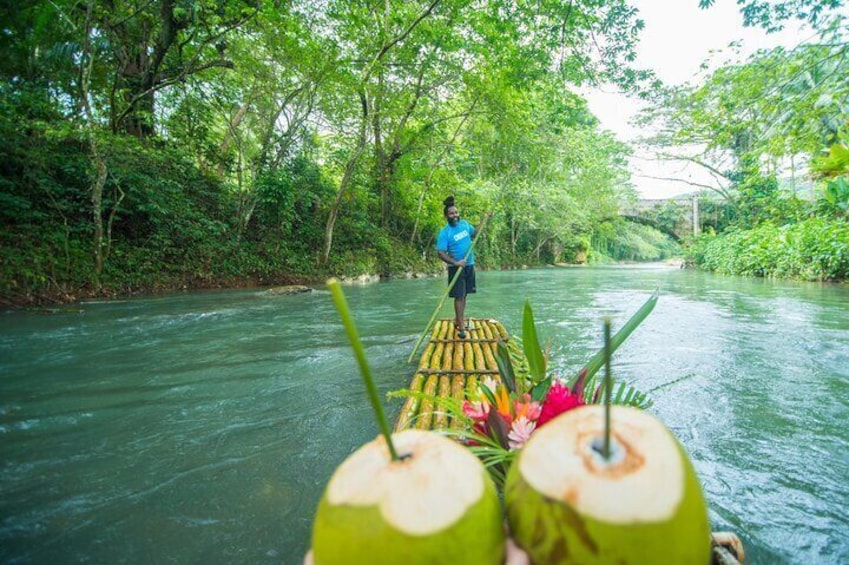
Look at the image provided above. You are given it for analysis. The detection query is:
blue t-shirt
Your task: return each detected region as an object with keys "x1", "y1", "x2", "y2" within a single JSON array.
[{"x1": 436, "y1": 219, "x2": 475, "y2": 265}]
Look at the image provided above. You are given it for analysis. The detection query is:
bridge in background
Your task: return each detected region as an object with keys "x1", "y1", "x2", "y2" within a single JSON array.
[{"x1": 618, "y1": 195, "x2": 703, "y2": 241}]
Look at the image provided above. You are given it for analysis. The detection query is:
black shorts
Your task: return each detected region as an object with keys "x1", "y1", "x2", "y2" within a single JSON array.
[{"x1": 447, "y1": 265, "x2": 476, "y2": 298}]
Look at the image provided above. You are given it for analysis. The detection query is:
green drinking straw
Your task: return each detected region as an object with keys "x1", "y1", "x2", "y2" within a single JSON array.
[
  {"x1": 328, "y1": 278, "x2": 399, "y2": 461},
  {"x1": 603, "y1": 317, "x2": 613, "y2": 460}
]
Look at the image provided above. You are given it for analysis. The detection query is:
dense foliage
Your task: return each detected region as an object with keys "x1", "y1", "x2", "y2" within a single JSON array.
[
  {"x1": 1, "y1": 0, "x2": 659, "y2": 306},
  {"x1": 690, "y1": 218, "x2": 849, "y2": 280},
  {"x1": 592, "y1": 221, "x2": 682, "y2": 263}
]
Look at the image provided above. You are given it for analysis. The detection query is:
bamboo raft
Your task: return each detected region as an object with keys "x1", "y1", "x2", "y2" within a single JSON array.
[{"x1": 393, "y1": 316, "x2": 746, "y2": 565}]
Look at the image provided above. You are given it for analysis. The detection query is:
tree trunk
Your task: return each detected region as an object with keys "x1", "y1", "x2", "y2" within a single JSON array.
[
  {"x1": 80, "y1": 2, "x2": 108, "y2": 286},
  {"x1": 105, "y1": 0, "x2": 241, "y2": 138},
  {"x1": 216, "y1": 92, "x2": 254, "y2": 176},
  {"x1": 372, "y1": 70, "x2": 390, "y2": 228},
  {"x1": 322, "y1": 92, "x2": 369, "y2": 264},
  {"x1": 410, "y1": 179, "x2": 430, "y2": 245},
  {"x1": 120, "y1": 85, "x2": 155, "y2": 138},
  {"x1": 114, "y1": 45, "x2": 156, "y2": 137},
  {"x1": 104, "y1": 183, "x2": 126, "y2": 266},
  {"x1": 90, "y1": 153, "x2": 108, "y2": 281},
  {"x1": 510, "y1": 214, "x2": 517, "y2": 260}
]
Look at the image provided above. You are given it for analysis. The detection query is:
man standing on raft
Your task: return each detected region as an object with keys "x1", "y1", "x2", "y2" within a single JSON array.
[{"x1": 436, "y1": 196, "x2": 476, "y2": 339}]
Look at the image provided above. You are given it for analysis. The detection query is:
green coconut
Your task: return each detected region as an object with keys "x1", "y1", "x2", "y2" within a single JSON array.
[
  {"x1": 505, "y1": 405, "x2": 711, "y2": 564},
  {"x1": 312, "y1": 429, "x2": 505, "y2": 565}
]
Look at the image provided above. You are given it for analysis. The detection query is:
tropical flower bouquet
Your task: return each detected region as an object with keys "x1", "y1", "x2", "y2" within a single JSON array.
[{"x1": 462, "y1": 376, "x2": 583, "y2": 451}]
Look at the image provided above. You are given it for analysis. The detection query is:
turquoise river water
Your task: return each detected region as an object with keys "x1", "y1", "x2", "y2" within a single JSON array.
[{"x1": 1, "y1": 265, "x2": 847, "y2": 564}]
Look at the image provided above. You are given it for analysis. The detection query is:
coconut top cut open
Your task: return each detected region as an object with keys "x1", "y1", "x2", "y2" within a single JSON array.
[
  {"x1": 326, "y1": 429, "x2": 486, "y2": 535},
  {"x1": 518, "y1": 405, "x2": 685, "y2": 523}
]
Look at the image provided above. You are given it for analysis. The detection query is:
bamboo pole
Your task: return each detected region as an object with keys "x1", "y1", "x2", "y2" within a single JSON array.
[
  {"x1": 463, "y1": 342, "x2": 474, "y2": 370},
  {"x1": 417, "y1": 342, "x2": 435, "y2": 370},
  {"x1": 406, "y1": 212, "x2": 493, "y2": 363},
  {"x1": 453, "y1": 337, "x2": 464, "y2": 368},
  {"x1": 473, "y1": 342, "x2": 487, "y2": 371},
  {"x1": 433, "y1": 375, "x2": 452, "y2": 429},
  {"x1": 430, "y1": 342, "x2": 444, "y2": 370},
  {"x1": 466, "y1": 374, "x2": 478, "y2": 399},
  {"x1": 394, "y1": 373, "x2": 425, "y2": 432},
  {"x1": 442, "y1": 342, "x2": 454, "y2": 369},
  {"x1": 437, "y1": 320, "x2": 450, "y2": 340},
  {"x1": 415, "y1": 375, "x2": 439, "y2": 430},
  {"x1": 418, "y1": 368, "x2": 500, "y2": 375},
  {"x1": 450, "y1": 374, "x2": 466, "y2": 429}
]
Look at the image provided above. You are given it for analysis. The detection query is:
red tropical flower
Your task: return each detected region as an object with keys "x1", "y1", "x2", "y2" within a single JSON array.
[{"x1": 537, "y1": 380, "x2": 584, "y2": 427}]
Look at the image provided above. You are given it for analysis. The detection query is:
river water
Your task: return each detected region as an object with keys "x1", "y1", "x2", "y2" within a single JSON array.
[{"x1": 1, "y1": 265, "x2": 847, "y2": 564}]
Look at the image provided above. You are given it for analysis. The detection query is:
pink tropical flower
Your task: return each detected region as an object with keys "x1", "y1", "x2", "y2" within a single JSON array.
[
  {"x1": 513, "y1": 394, "x2": 542, "y2": 421},
  {"x1": 507, "y1": 416, "x2": 536, "y2": 450},
  {"x1": 462, "y1": 400, "x2": 489, "y2": 422},
  {"x1": 537, "y1": 380, "x2": 583, "y2": 427}
]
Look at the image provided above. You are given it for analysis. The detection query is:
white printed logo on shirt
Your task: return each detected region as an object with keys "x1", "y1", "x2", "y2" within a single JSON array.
[{"x1": 453, "y1": 230, "x2": 469, "y2": 242}]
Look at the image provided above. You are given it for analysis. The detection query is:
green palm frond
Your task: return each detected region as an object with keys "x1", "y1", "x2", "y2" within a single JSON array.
[
  {"x1": 522, "y1": 300, "x2": 547, "y2": 385},
  {"x1": 590, "y1": 379, "x2": 653, "y2": 409}
]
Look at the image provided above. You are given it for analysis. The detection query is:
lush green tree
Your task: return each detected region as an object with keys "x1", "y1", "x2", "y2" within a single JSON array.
[
  {"x1": 640, "y1": 7, "x2": 849, "y2": 278},
  {"x1": 637, "y1": 17, "x2": 848, "y2": 208},
  {"x1": 699, "y1": 0, "x2": 845, "y2": 32},
  {"x1": 93, "y1": 0, "x2": 258, "y2": 137},
  {"x1": 457, "y1": 76, "x2": 632, "y2": 265},
  {"x1": 309, "y1": 0, "x2": 651, "y2": 263},
  {"x1": 811, "y1": 136, "x2": 849, "y2": 217},
  {"x1": 160, "y1": 3, "x2": 332, "y2": 237}
]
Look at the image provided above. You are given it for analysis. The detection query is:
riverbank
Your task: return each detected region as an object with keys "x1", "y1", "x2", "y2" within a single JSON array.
[
  {"x1": 687, "y1": 217, "x2": 849, "y2": 282},
  {"x1": 8, "y1": 256, "x2": 843, "y2": 311},
  {"x1": 1, "y1": 269, "x2": 442, "y2": 310},
  {"x1": 4, "y1": 262, "x2": 581, "y2": 309},
  {"x1": 5, "y1": 259, "x2": 579, "y2": 309}
]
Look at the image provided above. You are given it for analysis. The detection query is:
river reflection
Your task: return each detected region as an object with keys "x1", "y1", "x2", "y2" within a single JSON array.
[{"x1": 1, "y1": 265, "x2": 847, "y2": 564}]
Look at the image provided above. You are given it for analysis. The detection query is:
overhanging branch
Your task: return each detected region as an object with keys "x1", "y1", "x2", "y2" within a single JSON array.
[{"x1": 633, "y1": 174, "x2": 731, "y2": 199}]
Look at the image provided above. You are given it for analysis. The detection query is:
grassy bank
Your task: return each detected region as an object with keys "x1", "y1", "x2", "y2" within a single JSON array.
[{"x1": 686, "y1": 217, "x2": 849, "y2": 281}]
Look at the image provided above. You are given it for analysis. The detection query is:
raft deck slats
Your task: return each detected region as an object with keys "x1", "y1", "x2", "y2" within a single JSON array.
[{"x1": 394, "y1": 317, "x2": 516, "y2": 433}]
